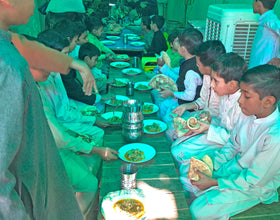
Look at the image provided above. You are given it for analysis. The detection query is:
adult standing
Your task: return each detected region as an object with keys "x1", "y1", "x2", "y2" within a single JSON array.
[
  {"x1": 0, "y1": 0, "x2": 83, "y2": 219},
  {"x1": 45, "y1": 0, "x2": 86, "y2": 29}
]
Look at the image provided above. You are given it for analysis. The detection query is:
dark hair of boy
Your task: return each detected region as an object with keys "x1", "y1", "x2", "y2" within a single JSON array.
[
  {"x1": 179, "y1": 28, "x2": 203, "y2": 55},
  {"x1": 38, "y1": 29, "x2": 70, "y2": 52},
  {"x1": 86, "y1": 16, "x2": 104, "y2": 32},
  {"x1": 195, "y1": 40, "x2": 226, "y2": 67},
  {"x1": 74, "y1": 21, "x2": 87, "y2": 38},
  {"x1": 151, "y1": 15, "x2": 165, "y2": 29},
  {"x1": 211, "y1": 52, "x2": 248, "y2": 83},
  {"x1": 241, "y1": 64, "x2": 280, "y2": 102},
  {"x1": 142, "y1": 16, "x2": 151, "y2": 30},
  {"x1": 168, "y1": 31, "x2": 178, "y2": 44},
  {"x1": 53, "y1": 19, "x2": 80, "y2": 40},
  {"x1": 78, "y1": 42, "x2": 101, "y2": 60},
  {"x1": 257, "y1": 0, "x2": 277, "y2": 9}
]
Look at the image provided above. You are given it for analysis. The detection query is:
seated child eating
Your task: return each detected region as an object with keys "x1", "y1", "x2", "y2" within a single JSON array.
[
  {"x1": 78, "y1": 42, "x2": 107, "y2": 94},
  {"x1": 182, "y1": 64, "x2": 280, "y2": 219},
  {"x1": 69, "y1": 21, "x2": 89, "y2": 59},
  {"x1": 86, "y1": 16, "x2": 116, "y2": 69},
  {"x1": 145, "y1": 15, "x2": 168, "y2": 56},
  {"x1": 164, "y1": 30, "x2": 184, "y2": 68},
  {"x1": 152, "y1": 28, "x2": 203, "y2": 122}
]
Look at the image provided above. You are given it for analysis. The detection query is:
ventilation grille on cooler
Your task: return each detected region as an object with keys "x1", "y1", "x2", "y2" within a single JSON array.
[
  {"x1": 205, "y1": 19, "x2": 221, "y2": 40},
  {"x1": 205, "y1": 19, "x2": 258, "y2": 63},
  {"x1": 232, "y1": 22, "x2": 258, "y2": 62}
]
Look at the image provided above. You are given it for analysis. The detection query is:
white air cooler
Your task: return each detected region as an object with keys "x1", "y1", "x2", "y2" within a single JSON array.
[{"x1": 205, "y1": 4, "x2": 259, "y2": 63}]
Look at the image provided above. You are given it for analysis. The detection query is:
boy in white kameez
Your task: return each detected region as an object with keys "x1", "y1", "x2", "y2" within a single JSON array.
[
  {"x1": 183, "y1": 64, "x2": 280, "y2": 220},
  {"x1": 172, "y1": 53, "x2": 247, "y2": 168}
]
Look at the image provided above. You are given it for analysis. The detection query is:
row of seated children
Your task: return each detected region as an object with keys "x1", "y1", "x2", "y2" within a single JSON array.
[
  {"x1": 166, "y1": 40, "x2": 226, "y2": 141},
  {"x1": 163, "y1": 39, "x2": 280, "y2": 218},
  {"x1": 126, "y1": 15, "x2": 154, "y2": 50},
  {"x1": 47, "y1": 17, "x2": 116, "y2": 109},
  {"x1": 172, "y1": 52, "x2": 247, "y2": 168},
  {"x1": 35, "y1": 29, "x2": 119, "y2": 218},
  {"x1": 152, "y1": 28, "x2": 203, "y2": 123}
]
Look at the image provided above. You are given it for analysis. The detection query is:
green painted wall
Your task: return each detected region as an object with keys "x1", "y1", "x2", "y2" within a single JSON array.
[
  {"x1": 185, "y1": 0, "x2": 279, "y2": 20},
  {"x1": 9, "y1": 0, "x2": 280, "y2": 37}
]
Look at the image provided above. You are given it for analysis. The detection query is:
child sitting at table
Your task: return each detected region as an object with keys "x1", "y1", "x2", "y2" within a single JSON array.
[
  {"x1": 165, "y1": 30, "x2": 184, "y2": 68},
  {"x1": 152, "y1": 28, "x2": 203, "y2": 123},
  {"x1": 172, "y1": 52, "x2": 247, "y2": 168},
  {"x1": 69, "y1": 21, "x2": 89, "y2": 59},
  {"x1": 86, "y1": 16, "x2": 116, "y2": 69},
  {"x1": 145, "y1": 15, "x2": 168, "y2": 56},
  {"x1": 184, "y1": 64, "x2": 280, "y2": 220},
  {"x1": 172, "y1": 40, "x2": 226, "y2": 119},
  {"x1": 53, "y1": 18, "x2": 81, "y2": 53},
  {"x1": 141, "y1": 16, "x2": 154, "y2": 50},
  {"x1": 37, "y1": 29, "x2": 109, "y2": 132},
  {"x1": 127, "y1": 16, "x2": 154, "y2": 50},
  {"x1": 78, "y1": 42, "x2": 107, "y2": 94},
  {"x1": 167, "y1": 40, "x2": 226, "y2": 141}
]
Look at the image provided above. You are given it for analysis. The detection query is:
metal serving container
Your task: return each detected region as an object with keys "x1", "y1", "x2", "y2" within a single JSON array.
[{"x1": 122, "y1": 100, "x2": 143, "y2": 142}]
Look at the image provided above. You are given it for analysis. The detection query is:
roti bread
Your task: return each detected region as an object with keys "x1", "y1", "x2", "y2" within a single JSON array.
[
  {"x1": 187, "y1": 156, "x2": 213, "y2": 181},
  {"x1": 201, "y1": 155, "x2": 213, "y2": 171},
  {"x1": 173, "y1": 117, "x2": 189, "y2": 137},
  {"x1": 187, "y1": 117, "x2": 200, "y2": 130},
  {"x1": 149, "y1": 74, "x2": 178, "y2": 91}
]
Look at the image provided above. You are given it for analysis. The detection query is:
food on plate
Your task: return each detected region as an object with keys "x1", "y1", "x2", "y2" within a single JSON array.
[
  {"x1": 107, "y1": 36, "x2": 120, "y2": 40},
  {"x1": 110, "y1": 98, "x2": 124, "y2": 106},
  {"x1": 173, "y1": 117, "x2": 189, "y2": 137},
  {"x1": 112, "y1": 79, "x2": 126, "y2": 87},
  {"x1": 113, "y1": 198, "x2": 145, "y2": 219},
  {"x1": 81, "y1": 108, "x2": 100, "y2": 116},
  {"x1": 142, "y1": 104, "x2": 154, "y2": 113},
  {"x1": 131, "y1": 42, "x2": 144, "y2": 46},
  {"x1": 149, "y1": 74, "x2": 178, "y2": 91},
  {"x1": 115, "y1": 63, "x2": 128, "y2": 68},
  {"x1": 116, "y1": 54, "x2": 129, "y2": 60},
  {"x1": 125, "y1": 149, "x2": 145, "y2": 162},
  {"x1": 125, "y1": 69, "x2": 139, "y2": 74},
  {"x1": 128, "y1": 36, "x2": 141, "y2": 41},
  {"x1": 199, "y1": 111, "x2": 211, "y2": 122},
  {"x1": 136, "y1": 84, "x2": 150, "y2": 90},
  {"x1": 187, "y1": 155, "x2": 213, "y2": 181},
  {"x1": 106, "y1": 31, "x2": 121, "y2": 35},
  {"x1": 187, "y1": 117, "x2": 200, "y2": 130},
  {"x1": 107, "y1": 116, "x2": 122, "y2": 124},
  {"x1": 72, "y1": 133, "x2": 93, "y2": 143},
  {"x1": 144, "y1": 123, "x2": 162, "y2": 133}
]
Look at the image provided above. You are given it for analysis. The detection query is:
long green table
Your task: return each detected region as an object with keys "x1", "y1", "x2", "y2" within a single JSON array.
[{"x1": 97, "y1": 59, "x2": 192, "y2": 219}]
